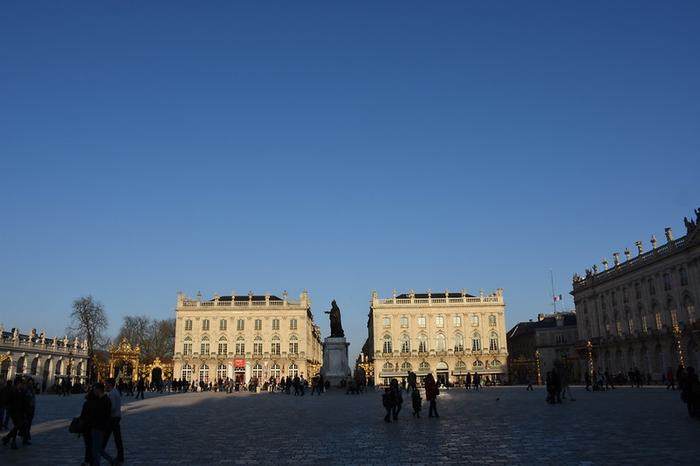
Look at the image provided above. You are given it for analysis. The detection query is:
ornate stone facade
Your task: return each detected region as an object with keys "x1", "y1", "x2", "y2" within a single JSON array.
[
  {"x1": 0, "y1": 325, "x2": 89, "y2": 391},
  {"x1": 571, "y1": 210, "x2": 700, "y2": 381},
  {"x1": 363, "y1": 289, "x2": 509, "y2": 386},
  {"x1": 173, "y1": 291, "x2": 323, "y2": 385}
]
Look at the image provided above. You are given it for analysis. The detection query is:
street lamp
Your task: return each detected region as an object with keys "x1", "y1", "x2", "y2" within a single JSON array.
[
  {"x1": 535, "y1": 350, "x2": 542, "y2": 385},
  {"x1": 673, "y1": 325, "x2": 685, "y2": 368},
  {"x1": 586, "y1": 340, "x2": 594, "y2": 378}
]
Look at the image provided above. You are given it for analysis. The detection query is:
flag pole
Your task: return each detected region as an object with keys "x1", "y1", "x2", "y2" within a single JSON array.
[{"x1": 550, "y1": 269, "x2": 557, "y2": 313}]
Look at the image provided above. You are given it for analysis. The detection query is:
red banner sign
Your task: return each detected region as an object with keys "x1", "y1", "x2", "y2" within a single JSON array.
[{"x1": 233, "y1": 358, "x2": 245, "y2": 369}]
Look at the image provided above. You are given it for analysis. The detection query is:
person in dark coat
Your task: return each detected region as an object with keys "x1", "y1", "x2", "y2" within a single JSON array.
[
  {"x1": 411, "y1": 388, "x2": 422, "y2": 417},
  {"x1": 681, "y1": 366, "x2": 700, "y2": 418},
  {"x1": 1, "y1": 379, "x2": 27, "y2": 449},
  {"x1": 388, "y1": 378, "x2": 403, "y2": 421},
  {"x1": 136, "y1": 377, "x2": 145, "y2": 400},
  {"x1": 81, "y1": 382, "x2": 112, "y2": 465},
  {"x1": 425, "y1": 373, "x2": 439, "y2": 417}
]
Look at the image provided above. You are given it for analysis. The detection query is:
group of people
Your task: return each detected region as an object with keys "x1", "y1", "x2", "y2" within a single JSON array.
[
  {"x1": 0, "y1": 377, "x2": 36, "y2": 450},
  {"x1": 545, "y1": 367, "x2": 575, "y2": 403},
  {"x1": 382, "y1": 371, "x2": 440, "y2": 422},
  {"x1": 76, "y1": 378, "x2": 124, "y2": 466}
]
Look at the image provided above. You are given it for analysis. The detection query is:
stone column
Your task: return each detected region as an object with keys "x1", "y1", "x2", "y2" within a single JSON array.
[
  {"x1": 6, "y1": 357, "x2": 15, "y2": 381},
  {"x1": 45, "y1": 358, "x2": 55, "y2": 388}
]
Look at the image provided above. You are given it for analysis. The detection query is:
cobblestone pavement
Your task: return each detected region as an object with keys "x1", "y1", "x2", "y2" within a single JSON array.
[{"x1": 1, "y1": 385, "x2": 699, "y2": 465}]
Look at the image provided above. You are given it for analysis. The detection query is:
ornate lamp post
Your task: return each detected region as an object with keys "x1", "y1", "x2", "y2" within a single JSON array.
[
  {"x1": 535, "y1": 350, "x2": 542, "y2": 385},
  {"x1": 586, "y1": 340, "x2": 594, "y2": 377},
  {"x1": 673, "y1": 324, "x2": 685, "y2": 368}
]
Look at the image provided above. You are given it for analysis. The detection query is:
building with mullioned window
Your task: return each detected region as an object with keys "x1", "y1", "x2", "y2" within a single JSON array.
[
  {"x1": 361, "y1": 288, "x2": 509, "y2": 386},
  {"x1": 571, "y1": 209, "x2": 700, "y2": 381},
  {"x1": 173, "y1": 291, "x2": 322, "y2": 386}
]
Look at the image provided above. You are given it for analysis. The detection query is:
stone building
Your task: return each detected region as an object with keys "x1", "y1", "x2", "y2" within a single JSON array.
[
  {"x1": 571, "y1": 209, "x2": 700, "y2": 381},
  {"x1": 0, "y1": 325, "x2": 89, "y2": 391},
  {"x1": 362, "y1": 289, "x2": 509, "y2": 386},
  {"x1": 173, "y1": 291, "x2": 323, "y2": 385},
  {"x1": 507, "y1": 312, "x2": 580, "y2": 384}
]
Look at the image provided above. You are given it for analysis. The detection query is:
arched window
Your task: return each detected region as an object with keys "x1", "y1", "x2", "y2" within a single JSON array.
[
  {"x1": 489, "y1": 332, "x2": 499, "y2": 351},
  {"x1": 271, "y1": 363, "x2": 281, "y2": 378},
  {"x1": 454, "y1": 333, "x2": 465, "y2": 352},
  {"x1": 271, "y1": 335, "x2": 281, "y2": 355},
  {"x1": 183, "y1": 337, "x2": 192, "y2": 356},
  {"x1": 218, "y1": 336, "x2": 228, "y2": 355},
  {"x1": 199, "y1": 364, "x2": 209, "y2": 383},
  {"x1": 253, "y1": 336, "x2": 263, "y2": 355},
  {"x1": 418, "y1": 334, "x2": 428, "y2": 353},
  {"x1": 288, "y1": 362, "x2": 298, "y2": 377},
  {"x1": 217, "y1": 364, "x2": 227, "y2": 381},
  {"x1": 289, "y1": 335, "x2": 299, "y2": 354},
  {"x1": 181, "y1": 364, "x2": 192, "y2": 381},
  {"x1": 235, "y1": 336, "x2": 245, "y2": 355},
  {"x1": 472, "y1": 333, "x2": 482, "y2": 351},
  {"x1": 418, "y1": 361, "x2": 430, "y2": 372},
  {"x1": 383, "y1": 362, "x2": 394, "y2": 371},
  {"x1": 252, "y1": 363, "x2": 263, "y2": 379},
  {"x1": 401, "y1": 361, "x2": 412, "y2": 371},
  {"x1": 473, "y1": 360, "x2": 483, "y2": 368},
  {"x1": 455, "y1": 360, "x2": 466, "y2": 370},
  {"x1": 383, "y1": 335, "x2": 393, "y2": 353},
  {"x1": 492, "y1": 359, "x2": 502, "y2": 367},
  {"x1": 395, "y1": 334, "x2": 408, "y2": 353},
  {"x1": 200, "y1": 335, "x2": 210, "y2": 355},
  {"x1": 436, "y1": 333, "x2": 446, "y2": 352}
]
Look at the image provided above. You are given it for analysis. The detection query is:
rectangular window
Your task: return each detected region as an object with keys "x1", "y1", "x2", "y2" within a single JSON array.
[
  {"x1": 453, "y1": 315, "x2": 462, "y2": 326},
  {"x1": 183, "y1": 341, "x2": 192, "y2": 355},
  {"x1": 272, "y1": 319, "x2": 280, "y2": 331},
  {"x1": 471, "y1": 315, "x2": 479, "y2": 326},
  {"x1": 628, "y1": 318, "x2": 634, "y2": 333},
  {"x1": 400, "y1": 316, "x2": 409, "y2": 328},
  {"x1": 254, "y1": 319, "x2": 262, "y2": 331},
  {"x1": 472, "y1": 337, "x2": 481, "y2": 351},
  {"x1": 237, "y1": 319, "x2": 244, "y2": 331},
  {"x1": 218, "y1": 342, "x2": 227, "y2": 355},
  {"x1": 271, "y1": 341, "x2": 280, "y2": 355},
  {"x1": 435, "y1": 316, "x2": 444, "y2": 328},
  {"x1": 655, "y1": 313, "x2": 663, "y2": 330},
  {"x1": 649, "y1": 279, "x2": 656, "y2": 296},
  {"x1": 671, "y1": 310, "x2": 679, "y2": 327},
  {"x1": 417, "y1": 317, "x2": 426, "y2": 328},
  {"x1": 235, "y1": 342, "x2": 245, "y2": 355},
  {"x1": 202, "y1": 319, "x2": 210, "y2": 331},
  {"x1": 635, "y1": 282, "x2": 641, "y2": 300},
  {"x1": 253, "y1": 341, "x2": 263, "y2": 355},
  {"x1": 201, "y1": 342, "x2": 210, "y2": 355},
  {"x1": 219, "y1": 319, "x2": 227, "y2": 331},
  {"x1": 488, "y1": 315, "x2": 497, "y2": 327},
  {"x1": 289, "y1": 340, "x2": 298, "y2": 354},
  {"x1": 185, "y1": 320, "x2": 192, "y2": 331},
  {"x1": 290, "y1": 319, "x2": 298, "y2": 330},
  {"x1": 622, "y1": 287, "x2": 629, "y2": 304},
  {"x1": 680, "y1": 268, "x2": 689, "y2": 287},
  {"x1": 641, "y1": 315, "x2": 648, "y2": 332},
  {"x1": 664, "y1": 274, "x2": 672, "y2": 291},
  {"x1": 383, "y1": 317, "x2": 391, "y2": 328},
  {"x1": 616, "y1": 322, "x2": 622, "y2": 336}
]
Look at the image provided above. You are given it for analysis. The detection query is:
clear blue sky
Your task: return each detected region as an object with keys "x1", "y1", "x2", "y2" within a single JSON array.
[{"x1": 2, "y1": 1, "x2": 699, "y2": 362}]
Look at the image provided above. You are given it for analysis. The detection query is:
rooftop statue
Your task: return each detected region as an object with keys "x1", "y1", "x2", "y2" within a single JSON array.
[{"x1": 325, "y1": 300, "x2": 345, "y2": 338}]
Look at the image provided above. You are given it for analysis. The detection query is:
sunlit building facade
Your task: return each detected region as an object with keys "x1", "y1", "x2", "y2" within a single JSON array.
[
  {"x1": 173, "y1": 291, "x2": 322, "y2": 385},
  {"x1": 363, "y1": 288, "x2": 509, "y2": 386}
]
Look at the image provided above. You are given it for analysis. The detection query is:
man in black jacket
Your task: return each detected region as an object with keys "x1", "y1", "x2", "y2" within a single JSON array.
[
  {"x1": 83, "y1": 382, "x2": 112, "y2": 465},
  {"x1": 1, "y1": 379, "x2": 27, "y2": 450}
]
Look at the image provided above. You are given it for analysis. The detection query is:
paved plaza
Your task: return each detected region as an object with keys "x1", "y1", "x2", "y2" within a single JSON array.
[{"x1": 2, "y1": 386, "x2": 699, "y2": 465}]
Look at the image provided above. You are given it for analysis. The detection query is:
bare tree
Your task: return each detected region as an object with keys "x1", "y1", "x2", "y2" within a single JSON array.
[
  {"x1": 117, "y1": 316, "x2": 175, "y2": 362},
  {"x1": 68, "y1": 295, "x2": 108, "y2": 382}
]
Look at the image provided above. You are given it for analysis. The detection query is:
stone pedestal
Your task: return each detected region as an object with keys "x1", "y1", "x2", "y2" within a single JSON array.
[{"x1": 321, "y1": 337, "x2": 351, "y2": 386}]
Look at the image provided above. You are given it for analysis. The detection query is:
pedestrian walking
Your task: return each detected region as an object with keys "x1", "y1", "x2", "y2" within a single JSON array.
[
  {"x1": 82, "y1": 382, "x2": 113, "y2": 466},
  {"x1": 425, "y1": 373, "x2": 439, "y2": 417},
  {"x1": 389, "y1": 378, "x2": 403, "y2": 421},
  {"x1": 136, "y1": 377, "x2": 145, "y2": 400},
  {"x1": 411, "y1": 388, "x2": 422, "y2": 418},
  {"x1": 102, "y1": 378, "x2": 124, "y2": 465},
  {"x1": 1, "y1": 379, "x2": 27, "y2": 450}
]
